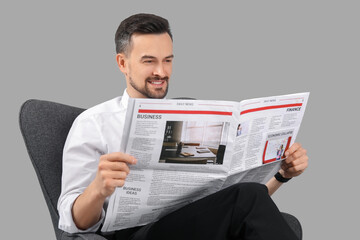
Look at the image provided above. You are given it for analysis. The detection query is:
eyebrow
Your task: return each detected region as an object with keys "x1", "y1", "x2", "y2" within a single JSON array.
[{"x1": 141, "y1": 54, "x2": 174, "y2": 60}]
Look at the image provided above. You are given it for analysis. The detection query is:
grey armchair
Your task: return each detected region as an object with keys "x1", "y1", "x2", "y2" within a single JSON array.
[{"x1": 19, "y1": 99, "x2": 302, "y2": 240}]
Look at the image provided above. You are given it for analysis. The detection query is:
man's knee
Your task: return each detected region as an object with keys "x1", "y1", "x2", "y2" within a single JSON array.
[{"x1": 231, "y1": 182, "x2": 268, "y2": 198}]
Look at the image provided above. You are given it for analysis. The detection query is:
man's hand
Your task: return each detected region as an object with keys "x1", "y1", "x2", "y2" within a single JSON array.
[
  {"x1": 280, "y1": 143, "x2": 308, "y2": 179},
  {"x1": 266, "y1": 142, "x2": 308, "y2": 195},
  {"x1": 93, "y1": 152, "x2": 137, "y2": 199},
  {"x1": 72, "y1": 152, "x2": 137, "y2": 230}
]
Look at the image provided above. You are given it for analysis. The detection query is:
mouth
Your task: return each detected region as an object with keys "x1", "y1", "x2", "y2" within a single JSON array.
[{"x1": 147, "y1": 79, "x2": 167, "y2": 87}]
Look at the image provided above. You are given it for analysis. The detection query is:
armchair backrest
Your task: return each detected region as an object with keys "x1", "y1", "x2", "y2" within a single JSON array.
[{"x1": 19, "y1": 99, "x2": 85, "y2": 239}]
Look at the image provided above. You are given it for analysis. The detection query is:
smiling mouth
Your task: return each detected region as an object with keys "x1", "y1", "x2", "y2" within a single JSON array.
[{"x1": 147, "y1": 79, "x2": 167, "y2": 87}]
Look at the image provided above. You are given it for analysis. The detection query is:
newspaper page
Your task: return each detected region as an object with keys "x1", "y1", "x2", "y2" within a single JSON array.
[
  {"x1": 222, "y1": 92, "x2": 309, "y2": 188},
  {"x1": 101, "y1": 92, "x2": 309, "y2": 232}
]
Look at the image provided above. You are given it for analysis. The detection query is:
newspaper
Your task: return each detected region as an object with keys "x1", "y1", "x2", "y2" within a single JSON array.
[{"x1": 101, "y1": 92, "x2": 309, "y2": 232}]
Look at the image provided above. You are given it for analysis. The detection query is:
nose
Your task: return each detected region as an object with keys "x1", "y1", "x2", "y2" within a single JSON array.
[{"x1": 153, "y1": 63, "x2": 166, "y2": 78}]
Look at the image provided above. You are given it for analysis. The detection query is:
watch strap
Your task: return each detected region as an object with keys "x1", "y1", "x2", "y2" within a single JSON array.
[{"x1": 274, "y1": 172, "x2": 292, "y2": 183}]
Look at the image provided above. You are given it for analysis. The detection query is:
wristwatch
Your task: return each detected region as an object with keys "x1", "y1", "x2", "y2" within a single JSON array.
[{"x1": 274, "y1": 171, "x2": 292, "y2": 183}]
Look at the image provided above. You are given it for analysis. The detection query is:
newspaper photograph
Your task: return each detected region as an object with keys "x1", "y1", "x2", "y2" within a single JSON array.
[{"x1": 159, "y1": 120, "x2": 229, "y2": 165}]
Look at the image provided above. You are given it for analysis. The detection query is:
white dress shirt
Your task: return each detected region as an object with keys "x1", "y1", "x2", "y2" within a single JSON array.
[{"x1": 57, "y1": 89, "x2": 129, "y2": 233}]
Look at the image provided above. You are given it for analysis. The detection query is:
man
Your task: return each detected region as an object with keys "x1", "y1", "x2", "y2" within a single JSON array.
[{"x1": 58, "y1": 13, "x2": 308, "y2": 239}]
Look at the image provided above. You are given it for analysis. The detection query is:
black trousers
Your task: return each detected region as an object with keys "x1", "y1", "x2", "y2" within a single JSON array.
[{"x1": 103, "y1": 182, "x2": 298, "y2": 240}]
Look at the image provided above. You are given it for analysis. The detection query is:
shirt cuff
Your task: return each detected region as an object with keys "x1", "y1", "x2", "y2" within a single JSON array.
[{"x1": 58, "y1": 194, "x2": 105, "y2": 233}]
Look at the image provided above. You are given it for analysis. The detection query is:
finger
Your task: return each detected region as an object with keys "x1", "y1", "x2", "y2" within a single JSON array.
[
  {"x1": 284, "y1": 161, "x2": 308, "y2": 174},
  {"x1": 283, "y1": 155, "x2": 309, "y2": 169},
  {"x1": 285, "y1": 148, "x2": 307, "y2": 164},
  {"x1": 285, "y1": 143, "x2": 302, "y2": 158},
  {"x1": 99, "y1": 161, "x2": 130, "y2": 174},
  {"x1": 281, "y1": 160, "x2": 292, "y2": 171},
  {"x1": 104, "y1": 179, "x2": 126, "y2": 189},
  {"x1": 283, "y1": 154, "x2": 309, "y2": 167},
  {"x1": 109, "y1": 161, "x2": 131, "y2": 173},
  {"x1": 101, "y1": 152, "x2": 137, "y2": 164},
  {"x1": 113, "y1": 179, "x2": 126, "y2": 187},
  {"x1": 102, "y1": 170, "x2": 128, "y2": 180}
]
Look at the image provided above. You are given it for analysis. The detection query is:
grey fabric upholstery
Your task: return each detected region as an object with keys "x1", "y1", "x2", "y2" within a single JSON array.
[
  {"x1": 19, "y1": 99, "x2": 106, "y2": 240},
  {"x1": 19, "y1": 99, "x2": 302, "y2": 240},
  {"x1": 282, "y1": 212, "x2": 302, "y2": 239}
]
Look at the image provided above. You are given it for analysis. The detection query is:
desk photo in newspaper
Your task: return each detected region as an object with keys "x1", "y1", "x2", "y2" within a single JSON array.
[{"x1": 101, "y1": 92, "x2": 309, "y2": 232}]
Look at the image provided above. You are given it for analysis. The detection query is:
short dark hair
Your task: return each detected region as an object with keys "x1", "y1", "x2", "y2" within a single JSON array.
[{"x1": 115, "y1": 13, "x2": 173, "y2": 55}]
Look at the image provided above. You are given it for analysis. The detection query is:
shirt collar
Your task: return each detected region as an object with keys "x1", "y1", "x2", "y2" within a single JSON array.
[{"x1": 120, "y1": 88, "x2": 130, "y2": 110}]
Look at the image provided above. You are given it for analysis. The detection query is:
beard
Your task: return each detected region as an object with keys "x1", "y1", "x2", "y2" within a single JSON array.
[{"x1": 129, "y1": 76, "x2": 169, "y2": 99}]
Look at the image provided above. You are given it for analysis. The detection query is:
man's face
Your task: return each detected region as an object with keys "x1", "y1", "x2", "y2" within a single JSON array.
[{"x1": 118, "y1": 33, "x2": 173, "y2": 99}]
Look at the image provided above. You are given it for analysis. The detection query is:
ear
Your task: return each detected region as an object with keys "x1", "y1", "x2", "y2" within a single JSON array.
[{"x1": 116, "y1": 53, "x2": 128, "y2": 75}]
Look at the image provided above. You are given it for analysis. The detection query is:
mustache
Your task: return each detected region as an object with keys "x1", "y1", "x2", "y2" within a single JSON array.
[{"x1": 146, "y1": 76, "x2": 169, "y2": 81}]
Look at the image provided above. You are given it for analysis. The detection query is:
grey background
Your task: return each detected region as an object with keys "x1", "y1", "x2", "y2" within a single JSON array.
[{"x1": 2, "y1": 0, "x2": 359, "y2": 239}]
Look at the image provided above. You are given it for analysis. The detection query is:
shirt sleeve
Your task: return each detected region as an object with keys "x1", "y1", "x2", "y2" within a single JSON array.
[{"x1": 57, "y1": 114, "x2": 107, "y2": 233}]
